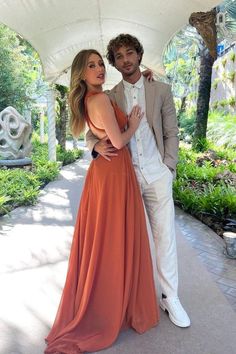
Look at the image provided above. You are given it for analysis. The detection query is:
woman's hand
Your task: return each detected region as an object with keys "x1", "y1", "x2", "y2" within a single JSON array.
[
  {"x1": 128, "y1": 105, "x2": 144, "y2": 131},
  {"x1": 142, "y1": 68, "x2": 154, "y2": 81}
]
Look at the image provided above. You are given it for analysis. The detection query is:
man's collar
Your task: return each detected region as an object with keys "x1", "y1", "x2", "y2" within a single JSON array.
[{"x1": 123, "y1": 75, "x2": 144, "y2": 89}]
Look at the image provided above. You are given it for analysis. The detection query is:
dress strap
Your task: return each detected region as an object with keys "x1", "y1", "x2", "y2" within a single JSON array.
[{"x1": 85, "y1": 91, "x2": 105, "y2": 131}]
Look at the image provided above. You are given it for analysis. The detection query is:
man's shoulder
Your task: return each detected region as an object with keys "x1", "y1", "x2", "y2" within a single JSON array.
[
  {"x1": 109, "y1": 81, "x2": 123, "y2": 95},
  {"x1": 146, "y1": 78, "x2": 171, "y2": 91}
]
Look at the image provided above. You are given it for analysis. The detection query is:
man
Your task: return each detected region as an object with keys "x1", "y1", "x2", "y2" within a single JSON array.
[{"x1": 86, "y1": 34, "x2": 190, "y2": 327}]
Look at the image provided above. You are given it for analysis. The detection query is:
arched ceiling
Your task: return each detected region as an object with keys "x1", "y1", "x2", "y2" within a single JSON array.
[{"x1": 0, "y1": 0, "x2": 220, "y2": 88}]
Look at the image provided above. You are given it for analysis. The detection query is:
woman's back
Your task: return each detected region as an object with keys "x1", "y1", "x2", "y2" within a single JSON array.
[{"x1": 85, "y1": 91, "x2": 127, "y2": 141}]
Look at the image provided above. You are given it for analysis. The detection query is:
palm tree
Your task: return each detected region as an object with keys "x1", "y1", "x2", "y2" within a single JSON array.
[
  {"x1": 189, "y1": 9, "x2": 217, "y2": 151},
  {"x1": 55, "y1": 84, "x2": 69, "y2": 149},
  {"x1": 164, "y1": 26, "x2": 200, "y2": 119},
  {"x1": 189, "y1": 0, "x2": 236, "y2": 150},
  {"x1": 164, "y1": 0, "x2": 236, "y2": 151}
]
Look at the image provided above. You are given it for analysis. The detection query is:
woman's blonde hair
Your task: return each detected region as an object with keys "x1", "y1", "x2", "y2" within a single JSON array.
[{"x1": 69, "y1": 49, "x2": 103, "y2": 137}]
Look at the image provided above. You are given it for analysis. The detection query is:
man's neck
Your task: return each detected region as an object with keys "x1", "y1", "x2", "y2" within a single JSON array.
[{"x1": 123, "y1": 70, "x2": 142, "y2": 85}]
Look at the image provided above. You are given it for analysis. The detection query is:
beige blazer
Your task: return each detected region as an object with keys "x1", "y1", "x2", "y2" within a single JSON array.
[{"x1": 86, "y1": 78, "x2": 179, "y2": 171}]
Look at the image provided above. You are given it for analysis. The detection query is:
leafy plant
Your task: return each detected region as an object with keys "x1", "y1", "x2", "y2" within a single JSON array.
[
  {"x1": 222, "y1": 57, "x2": 227, "y2": 67},
  {"x1": 192, "y1": 137, "x2": 211, "y2": 152},
  {"x1": 174, "y1": 145, "x2": 236, "y2": 234},
  {"x1": 0, "y1": 24, "x2": 42, "y2": 113},
  {"x1": 0, "y1": 140, "x2": 83, "y2": 216},
  {"x1": 212, "y1": 78, "x2": 220, "y2": 89},
  {"x1": 0, "y1": 195, "x2": 12, "y2": 215},
  {"x1": 207, "y1": 111, "x2": 236, "y2": 147},
  {"x1": 219, "y1": 99, "x2": 228, "y2": 108},
  {"x1": 228, "y1": 96, "x2": 236, "y2": 106},
  {"x1": 222, "y1": 71, "x2": 227, "y2": 81},
  {"x1": 229, "y1": 51, "x2": 236, "y2": 62},
  {"x1": 212, "y1": 101, "x2": 218, "y2": 110},
  {"x1": 56, "y1": 145, "x2": 83, "y2": 166},
  {"x1": 0, "y1": 169, "x2": 41, "y2": 215},
  {"x1": 178, "y1": 111, "x2": 195, "y2": 140},
  {"x1": 227, "y1": 71, "x2": 235, "y2": 82}
]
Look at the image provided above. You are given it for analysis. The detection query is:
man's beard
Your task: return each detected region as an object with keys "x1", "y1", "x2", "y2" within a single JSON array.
[{"x1": 122, "y1": 63, "x2": 138, "y2": 76}]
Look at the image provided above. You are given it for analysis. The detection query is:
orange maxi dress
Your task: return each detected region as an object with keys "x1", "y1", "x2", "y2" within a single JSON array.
[{"x1": 44, "y1": 92, "x2": 159, "y2": 354}]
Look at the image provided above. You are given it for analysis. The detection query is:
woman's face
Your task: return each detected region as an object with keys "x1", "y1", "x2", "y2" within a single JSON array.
[{"x1": 83, "y1": 53, "x2": 105, "y2": 89}]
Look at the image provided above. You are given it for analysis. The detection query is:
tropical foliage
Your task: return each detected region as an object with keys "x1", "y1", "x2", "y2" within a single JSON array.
[
  {"x1": 174, "y1": 144, "x2": 236, "y2": 235},
  {"x1": 0, "y1": 139, "x2": 83, "y2": 216},
  {"x1": 163, "y1": 0, "x2": 236, "y2": 151},
  {"x1": 0, "y1": 24, "x2": 42, "y2": 113}
]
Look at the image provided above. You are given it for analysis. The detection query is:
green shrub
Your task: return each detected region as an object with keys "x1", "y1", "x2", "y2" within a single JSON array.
[
  {"x1": 219, "y1": 99, "x2": 228, "y2": 108},
  {"x1": 0, "y1": 195, "x2": 12, "y2": 214},
  {"x1": 0, "y1": 169, "x2": 40, "y2": 215},
  {"x1": 212, "y1": 101, "x2": 218, "y2": 110},
  {"x1": 174, "y1": 145, "x2": 236, "y2": 223},
  {"x1": 56, "y1": 145, "x2": 83, "y2": 165},
  {"x1": 222, "y1": 57, "x2": 227, "y2": 67},
  {"x1": 207, "y1": 111, "x2": 236, "y2": 148},
  {"x1": 227, "y1": 71, "x2": 235, "y2": 83},
  {"x1": 228, "y1": 96, "x2": 236, "y2": 106},
  {"x1": 222, "y1": 71, "x2": 227, "y2": 81},
  {"x1": 0, "y1": 141, "x2": 83, "y2": 216},
  {"x1": 229, "y1": 51, "x2": 236, "y2": 62},
  {"x1": 34, "y1": 162, "x2": 59, "y2": 186},
  {"x1": 178, "y1": 111, "x2": 195, "y2": 140},
  {"x1": 212, "y1": 78, "x2": 220, "y2": 89},
  {"x1": 192, "y1": 137, "x2": 211, "y2": 152}
]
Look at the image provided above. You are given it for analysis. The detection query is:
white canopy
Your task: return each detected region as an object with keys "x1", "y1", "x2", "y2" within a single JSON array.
[{"x1": 0, "y1": 0, "x2": 220, "y2": 88}]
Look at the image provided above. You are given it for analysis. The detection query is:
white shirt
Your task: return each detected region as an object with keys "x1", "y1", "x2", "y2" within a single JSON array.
[{"x1": 123, "y1": 76, "x2": 167, "y2": 184}]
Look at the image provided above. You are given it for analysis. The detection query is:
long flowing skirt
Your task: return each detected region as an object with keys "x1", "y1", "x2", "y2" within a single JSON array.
[{"x1": 45, "y1": 147, "x2": 159, "y2": 354}]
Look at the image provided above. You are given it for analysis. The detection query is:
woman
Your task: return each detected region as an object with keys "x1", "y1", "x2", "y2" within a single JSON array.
[{"x1": 44, "y1": 49, "x2": 159, "y2": 354}]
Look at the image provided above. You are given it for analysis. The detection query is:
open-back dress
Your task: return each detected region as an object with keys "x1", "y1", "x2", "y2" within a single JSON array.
[{"x1": 44, "y1": 91, "x2": 159, "y2": 354}]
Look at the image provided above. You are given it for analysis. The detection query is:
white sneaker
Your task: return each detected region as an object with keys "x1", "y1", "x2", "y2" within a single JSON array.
[{"x1": 160, "y1": 295, "x2": 191, "y2": 328}]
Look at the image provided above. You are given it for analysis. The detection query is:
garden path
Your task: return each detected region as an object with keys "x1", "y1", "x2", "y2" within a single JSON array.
[{"x1": 0, "y1": 142, "x2": 236, "y2": 354}]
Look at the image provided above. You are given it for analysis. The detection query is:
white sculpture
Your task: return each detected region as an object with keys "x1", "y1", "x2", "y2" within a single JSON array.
[{"x1": 0, "y1": 106, "x2": 32, "y2": 160}]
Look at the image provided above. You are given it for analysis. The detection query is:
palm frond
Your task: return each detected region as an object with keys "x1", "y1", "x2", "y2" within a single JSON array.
[
  {"x1": 225, "y1": 17, "x2": 236, "y2": 31},
  {"x1": 222, "y1": 0, "x2": 236, "y2": 21}
]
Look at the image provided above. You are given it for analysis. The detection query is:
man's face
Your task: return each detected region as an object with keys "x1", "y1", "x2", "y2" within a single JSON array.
[{"x1": 113, "y1": 45, "x2": 140, "y2": 77}]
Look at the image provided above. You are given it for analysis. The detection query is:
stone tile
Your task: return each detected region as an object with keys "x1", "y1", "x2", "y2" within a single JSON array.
[
  {"x1": 216, "y1": 282, "x2": 231, "y2": 293},
  {"x1": 221, "y1": 269, "x2": 236, "y2": 280},
  {"x1": 193, "y1": 242, "x2": 222, "y2": 253},
  {"x1": 224, "y1": 258, "x2": 236, "y2": 266},
  {"x1": 209, "y1": 273, "x2": 220, "y2": 281},
  {"x1": 231, "y1": 302, "x2": 236, "y2": 312},
  {"x1": 226, "y1": 288, "x2": 236, "y2": 298},
  {"x1": 209, "y1": 267, "x2": 228, "y2": 276},
  {"x1": 224, "y1": 293, "x2": 236, "y2": 306},
  {"x1": 176, "y1": 207, "x2": 236, "y2": 313},
  {"x1": 214, "y1": 277, "x2": 236, "y2": 289}
]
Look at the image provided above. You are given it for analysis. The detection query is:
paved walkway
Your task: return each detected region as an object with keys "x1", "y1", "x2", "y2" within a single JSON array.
[
  {"x1": 0, "y1": 145, "x2": 236, "y2": 354},
  {"x1": 175, "y1": 208, "x2": 236, "y2": 312}
]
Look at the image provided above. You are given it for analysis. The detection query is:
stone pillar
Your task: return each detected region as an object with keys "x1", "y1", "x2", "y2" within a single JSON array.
[
  {"x1": 46, "y1": 88, "x2": 56, "y2": 161},
  {"x1": 40, "y1": 110, "x2": 45, "y2": 144}
]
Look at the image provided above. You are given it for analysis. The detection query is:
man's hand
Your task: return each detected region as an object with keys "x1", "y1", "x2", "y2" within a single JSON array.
[
  {"x1": 94, "y1": 136, "x2": 118, "y2": 161},
  {"x1": 142, "y1": 68, "x2": 154, "y2": 81}
]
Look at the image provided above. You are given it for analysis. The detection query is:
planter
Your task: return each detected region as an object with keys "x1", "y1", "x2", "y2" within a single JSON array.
[{"x1": 223, "y1": 232, "x2": 236, "y2": 259}]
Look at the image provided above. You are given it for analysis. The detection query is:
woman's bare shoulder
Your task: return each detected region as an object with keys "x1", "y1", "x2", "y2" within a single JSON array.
[{"x1": 88, "y1": 92, "x2": 110, "y2": 107}]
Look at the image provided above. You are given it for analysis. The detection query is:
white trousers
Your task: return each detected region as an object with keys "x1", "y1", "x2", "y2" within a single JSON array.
[{"x1": 134, "y1": 164, "x2": 178, "y2": 298}]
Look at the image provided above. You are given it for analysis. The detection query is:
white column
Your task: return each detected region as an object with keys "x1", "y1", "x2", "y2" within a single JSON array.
[
  {"x1": 73, "y1": 138, "x2": 78, "y2": 149},
  {"x1": 24, "y1": 109, "x2": 31, "y2": 124},
  {"x1": 46, "y1": 88, "x2": 56, "y2": 161},
  {"x1": 40, "y1": 110, "x2": 45, "y2": 144}
]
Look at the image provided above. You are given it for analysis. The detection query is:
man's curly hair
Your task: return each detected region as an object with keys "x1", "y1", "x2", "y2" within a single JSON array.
[{"x1": 106, "y1": 34, "x2": 144, "y2": 66}]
